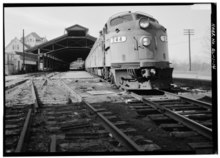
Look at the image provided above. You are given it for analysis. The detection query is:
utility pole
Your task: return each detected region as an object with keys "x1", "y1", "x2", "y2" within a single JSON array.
[
  {"x1": 22, "y1": 29, "x2": 25, "y2": 73},
  {"x1": 184, "y1": 29, "x2": 194, "y2": 71}
]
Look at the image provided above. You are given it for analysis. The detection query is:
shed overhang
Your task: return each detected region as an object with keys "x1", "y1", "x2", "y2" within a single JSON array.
[{"x1": 26, "y1": 24, "x2": 96, "y2": 63}]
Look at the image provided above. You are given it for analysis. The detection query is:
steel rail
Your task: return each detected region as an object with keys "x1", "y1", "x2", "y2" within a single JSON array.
[
  {"x1": 158, "y1": 90, "x2": 212, "y2": 109},
  {"x1": 130, "y1": 92, "x2": 212, "y2": 140},
  {"x1": 6, "y1": 79, "x2": 28, "y2": 90},
  {"x1": 31, "y1": 80, "x2": 39, "y2": 111},
  {"x1": 46, "y1": 72, "x2": 56, "y2": 79},
  {"x1": 83, "y1": 101, "x2": 144, "y2": 152},
  {"x1": 60, "y1": 79, "x2": 144, "y2": 151},
  {"x1": 14, "y1": 80, "x2": 39, "y2": 152},
  {"x1": 50, "y1": 135, "x2": 56, "y2": 152},
  {"x1": 15, "y1": 109, "x2": 32, "y2": 152}
]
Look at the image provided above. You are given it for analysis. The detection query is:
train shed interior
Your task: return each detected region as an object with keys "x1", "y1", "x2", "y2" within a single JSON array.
[{"x1": 27, "y1": 24, "x2": 96, "y2": 71}]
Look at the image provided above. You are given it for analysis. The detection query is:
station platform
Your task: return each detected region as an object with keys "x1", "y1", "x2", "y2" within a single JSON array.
[
  {"x1": 173, "y1": 71, "x2": 211, "y2": 81},
  {"x1": 5, "y1": 74, "x2": 29, "y2": 82},
  {"x1": 52, "y1": 71, "x2": 94, "y2": 79},
  {"x1": 5, "y1": 70, "x2": 212, "y2": 85},
  {"x1": 172, "y1": 71, "x2": 212, "y2": 89}
]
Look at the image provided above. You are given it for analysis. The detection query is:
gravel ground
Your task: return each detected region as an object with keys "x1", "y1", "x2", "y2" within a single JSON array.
[
  {"x1": 64, "y1": 79, "x2": 123, "y2": 103},
  {"x1": 178, "y1": 91, "x2": 212, "y2": 101},
  {"x1": 33, "y1": 79, "x2": 78, "y2": 105},
  {"x1": 5, "y1": 80, "x2": 33, "y2": 107},
  {"x1": 52, "y1": 71, "x2": 93, "y2": 79}
]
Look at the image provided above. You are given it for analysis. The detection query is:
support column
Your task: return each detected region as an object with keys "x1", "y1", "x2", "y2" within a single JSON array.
[
  {"x1": 52, "y1": 56, "x2": 55, "y2": 70},
  {"x1": 49, "y1": 56, "x2": 50, "y2": 70},
  {"x1": 49, "y1": 56, "x2": 52, "y2": 70},
  {"x1": 48, "y1": 56, "x2": 50, "y2": 70},
  {"x1": 37, "y1": 49, "x2": 40, "y2": 71},
  {"x1": 45, "y1": 54, "x2": 48, "y2": 71},
  {"x1": 47, "y1": 55, "x2": 49, "y2": 71},
  {"x1": 42, "y1": 53, "x2": 45, "y2": 71},
  {"x1": 54, "y1": 57, "x2": 56, "y2": 71}
]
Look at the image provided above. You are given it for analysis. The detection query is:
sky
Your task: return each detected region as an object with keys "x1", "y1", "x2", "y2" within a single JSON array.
[{"x1": 4, "y1": 4, "x2": 212, "y2": 64}]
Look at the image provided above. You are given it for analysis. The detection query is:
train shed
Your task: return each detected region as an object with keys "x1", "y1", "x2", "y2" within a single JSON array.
[{"x1": 27, "y1": 24, "x2": 96, "y2": 71}]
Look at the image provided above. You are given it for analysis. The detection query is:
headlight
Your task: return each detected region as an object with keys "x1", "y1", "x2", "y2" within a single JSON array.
[
  {"x1": 142, "y1": 37, "x2": 151, "y2": 46},
  {"x1": 139, "y1": 18, "x2": 150, "y2": 28}
]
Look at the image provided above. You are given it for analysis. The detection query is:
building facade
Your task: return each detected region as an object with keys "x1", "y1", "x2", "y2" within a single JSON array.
[
  {"x1": 5, "y1": 33, "x2": 47, "y2": 75},
  {"x1": 21, "y1": 32, "x2": 47, "y2": 47}
]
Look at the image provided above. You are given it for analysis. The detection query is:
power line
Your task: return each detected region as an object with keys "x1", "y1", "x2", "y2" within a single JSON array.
[{"x1": 184, "y1": 29, "x2": 194, "y2": 71}]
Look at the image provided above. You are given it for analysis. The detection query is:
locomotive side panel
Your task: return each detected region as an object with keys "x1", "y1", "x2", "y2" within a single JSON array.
[
  {"x1": 86, "y1": 38, "x2": 105, "y2": 76},
  {"x1": 104, "y1": 38, "x2": 112, "y2": 67},
  {"x1": 86, "y1": 38, "x2": 104, "y2": 68},
  {"x1": 96, "y1": 41, "x2": 104, "y2": 67}
]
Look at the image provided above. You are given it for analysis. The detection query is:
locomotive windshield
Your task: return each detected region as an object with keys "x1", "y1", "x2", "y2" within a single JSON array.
[
  {"x1": 136, "y1": 14, "x2": 158, "y2": 23},
  {"x1": 110, "y1": 14, "x2": 133, "y2": 26}
]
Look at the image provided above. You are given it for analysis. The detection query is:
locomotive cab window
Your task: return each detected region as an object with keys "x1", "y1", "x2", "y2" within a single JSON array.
[
  {"x1": 110, "y1": 14, "x2": 133, "y2": 27},
  {"x1": 136, "y1": 14, "x2": 158, "y2": 23}
]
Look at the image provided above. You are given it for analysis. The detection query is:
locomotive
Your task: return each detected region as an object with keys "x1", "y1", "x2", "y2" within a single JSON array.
[
  {"x1": 85, "y1": 11, "x2": 173, "y2": 89},
  {"x1": 69, "y1": 58, "x2": 85, "y2": 70}
]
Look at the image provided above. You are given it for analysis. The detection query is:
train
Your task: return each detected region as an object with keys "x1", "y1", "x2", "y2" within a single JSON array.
[
  {"x1": 69, "y1": 58, "x2": 85, "y2": 70},
  {"x1": 85, "y1": 11, "x2": 173, "y2": 89}
]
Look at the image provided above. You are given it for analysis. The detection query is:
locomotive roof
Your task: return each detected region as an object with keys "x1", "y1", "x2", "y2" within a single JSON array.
[{"x1": 109, "y1": 11, "x2": 154, "y2": 20}]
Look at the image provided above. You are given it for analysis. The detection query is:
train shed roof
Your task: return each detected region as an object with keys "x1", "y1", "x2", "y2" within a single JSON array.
[{"x1": 27, "y1": 24, "x2": 96, "y2": 63}]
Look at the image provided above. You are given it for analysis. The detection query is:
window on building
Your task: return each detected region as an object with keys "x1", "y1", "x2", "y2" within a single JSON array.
[{"x1": 17, "y1": 45, "x2": 19, "y2": 49}]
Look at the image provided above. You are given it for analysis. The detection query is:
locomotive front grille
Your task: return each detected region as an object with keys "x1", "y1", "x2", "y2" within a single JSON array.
[
  {"x1": 111, "y1": 62, "x2": 140, "y2": 69},
  {"x1": 140, "y1": 61, "x2": 170, "y2": 68}
]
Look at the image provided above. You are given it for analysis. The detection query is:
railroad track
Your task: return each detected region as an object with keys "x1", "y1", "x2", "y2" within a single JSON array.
[
  {"x1": 124, "y1": 89, "x2": 213, "y2": 154},
  {"x1": 5, "y1": 72, "x2": 57, "y2": 91},
  {"x1": 5, "y1": 105, "x2": 32, "y2": 153},
  {"x1": 5, "y1": 80, "x2": 38, "y2": 153},
  {"x1": 59, "y1": 79, "x2": 164, "y2": 152},
  {"x1": 5, "y1": 79, "x2": 29, "y2": 90},
  {"x1": 47, "y1": 103, "x2": 129, "y2": 152},
  {"x1": 5, "y1": 72, "x2": 214, "y2": 154},
  {"x1": 23, "y1": 78, "x2": 130, "y2": 152}
]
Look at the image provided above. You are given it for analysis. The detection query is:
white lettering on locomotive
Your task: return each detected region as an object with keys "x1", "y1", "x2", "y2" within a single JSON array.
[{"x1": 110, "y1": 36, "x2": 127, "y2": 43}]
